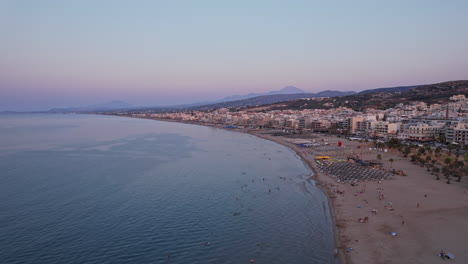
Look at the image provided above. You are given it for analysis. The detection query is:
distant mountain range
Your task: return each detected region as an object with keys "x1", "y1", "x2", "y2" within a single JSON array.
[
  {"x1": 356, "y1": 84, "x2": 421, "y2": 95},
  {"x1": 256, "y1": 80, "x2": 468, "y2": 111},
  {"x1": 219, "y1": 86, "x2": 307, "y2": 102},
  {"x1": 18, "y1": 80, "x2": 466, "y2": 114},
  {"x1": 187, "y1": 90, "x2": 356, "y2": 111},
  {"x1": 43, "y1": 86, "x2": 356, "y2": 113}
]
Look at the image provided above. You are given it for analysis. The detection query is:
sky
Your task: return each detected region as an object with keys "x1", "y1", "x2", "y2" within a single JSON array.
[{"x1": 1, "y1": 0, "x2": 467, "y2": 111}]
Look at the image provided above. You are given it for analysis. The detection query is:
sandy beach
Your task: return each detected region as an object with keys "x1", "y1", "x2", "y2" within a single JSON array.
[{"x1": 247, "y1": 129, "x2": 468, "y2": 264}]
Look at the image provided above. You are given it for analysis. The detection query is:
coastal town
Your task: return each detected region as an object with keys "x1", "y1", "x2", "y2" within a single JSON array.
[
  {"x1": 110, "y1": 93, "x2": 468, "y2": 264},
  {"x1": 4, "y1": 1, "x2": 468, "y2": 264},
  {"x1": 119, "y1": 94, "x2": 468, "y2": 146}
]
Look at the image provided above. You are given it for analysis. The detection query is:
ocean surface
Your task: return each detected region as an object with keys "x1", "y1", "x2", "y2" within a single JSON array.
[{"x1": 0, "y1": 114, "x2": 335, "y2": 264}]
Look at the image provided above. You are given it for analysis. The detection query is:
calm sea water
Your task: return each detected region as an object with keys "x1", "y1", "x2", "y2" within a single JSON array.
[{"x1": 0, "y1": 114, "x2": 335, "y2": 264}]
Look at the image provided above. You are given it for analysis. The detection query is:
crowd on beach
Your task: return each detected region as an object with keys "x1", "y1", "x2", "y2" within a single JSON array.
[{"x1": 272, "y1": 134, "x2": 467, "y2": 263}]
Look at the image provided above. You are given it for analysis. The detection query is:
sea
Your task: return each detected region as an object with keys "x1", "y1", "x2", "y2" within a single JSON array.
[{"x1": 0, "y1": 114, "x2": 335, "y2": 264}]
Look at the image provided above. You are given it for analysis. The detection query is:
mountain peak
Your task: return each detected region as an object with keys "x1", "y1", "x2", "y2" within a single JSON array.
[
  {"x1": 276, "y1": 86, "x2": 305, "y2": 94},
  {"x1": 219, "y1": 86, "x2": 306, "y2": 102}
]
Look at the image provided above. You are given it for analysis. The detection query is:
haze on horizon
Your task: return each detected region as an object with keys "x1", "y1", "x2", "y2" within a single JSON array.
[{"x1": 1, "y1": 0, "x2": 467, "y2": 111}]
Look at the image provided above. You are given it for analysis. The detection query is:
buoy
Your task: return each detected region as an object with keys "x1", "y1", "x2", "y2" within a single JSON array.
[{"x1": 250, "y1": 259, "x2": 255, "y2": 263}]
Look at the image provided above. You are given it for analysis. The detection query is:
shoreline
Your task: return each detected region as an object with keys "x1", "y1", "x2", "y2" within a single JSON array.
[
  {"x1": 107, "y1": 115, "x2": 468, "y2": 264},
  {"x1": 243, "y1": 129, "x2": 343, "y2": 263},
  {"x1": 112, "y1": 116, "x2": 344, "y2": 262},
  {"x1": 244, "y1": 129, "x2": 346, "y2": 263}
]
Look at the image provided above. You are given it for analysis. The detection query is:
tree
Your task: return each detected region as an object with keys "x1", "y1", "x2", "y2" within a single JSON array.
[
  {"x1": 447, "y1": 144, "x2": 454, "y2": 155},
  {"x1": 453, "y1": 170, "x2": 462, "y2": 182},
  {"x1": 403, "y1": 146, "x2": 411, "y2": 157},
  {"x1": 425, "y1": 156, "x2": 432, "y2": 164},
  {"x1": 417, "y1": 156, "x2": 426, "y2": 167},
  {"x1": 375, "y1": 142, "x2": 385, "y2": 149},
  {"x1": 432, "y1": 167, "x2": 441, "y2": 180},
  {"x1": 425, "y1": 145, "x2": 433, "y2": 156},
  {"x1": 435, "y1": 147, "x2": 442, "y2": 157},
  {"x1": 438, "y1": 135, "x2": 446, "y2": 143},
  {"x1": 444, "y1": 157, "x2": 453, "y2": 166},
  {"x1": 454, "y1": 160, "x2": 464, "y2": 169},
  {"x1": 389, "y1": 158, "x2": 394, "y2": 168},
  {"x1": 442, "y1": 166, "x2": 451, "y2": 184},
  {"x1": 397, "y1": 146, "x2": 403, "y2": 155},
  {"x1": 387, "y1": 138, "x2": 401, "y2": 149},
  {"x1": 418, "y1": 147, "x2": 426, "y2": 155}
]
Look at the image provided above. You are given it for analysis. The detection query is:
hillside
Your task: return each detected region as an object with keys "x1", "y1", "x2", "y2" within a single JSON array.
[
  {"x1": 252, "y1": 80, "x2": 468, "y2": 111},
  {"x1": 218, "y1": 86, "x2": 307, "y2": 102},
  {"x1": 188, "y1": 90, "x2": 355, "y2": 111},
  {"x1": 356, "y1": 85, "x2": 421, "y2": 95}
]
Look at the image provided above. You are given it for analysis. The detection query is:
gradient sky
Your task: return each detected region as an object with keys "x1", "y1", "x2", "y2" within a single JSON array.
[{"x1": 1, "y1": 0, "x2": 468, "y2": 111}]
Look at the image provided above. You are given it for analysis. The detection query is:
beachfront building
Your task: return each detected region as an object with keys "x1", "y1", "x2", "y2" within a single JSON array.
[
  {"x1": 399, "y1": 122, "x2": 442, "y2": 142},
  {"x1": 453, "y1": 122, "x2": 468, "y2": 145},
  {"x1": 348, "y1": 117, "x2": 365, "y2": 134},
  {"x1": 373, "y1": 121, "x2": 398, "y2": 138},
  {"x1": 445, "y1": 121, "x2": 468, "y2": 145},
  {"x1": 286, "y1": 119, "x2": 299, "y2": 129},
  {"x1": 355, "y1": 119, "x2": 374, "y2": 135},
  {"x1": 128, "y1": 97, "x2": 468, "y2": 144},
  {"x1": 308, "y1": 119, "x2": 332, "y2": 131}
]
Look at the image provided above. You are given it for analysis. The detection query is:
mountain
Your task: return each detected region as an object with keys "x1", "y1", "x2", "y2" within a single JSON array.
[
  {"x1": 273, "y1": 86, "x2": 306, "y2": 94},
  {"x1": 186, "y1": 90, "x2": 357, "y2": 111},
  {"x1": 258, "y1": 80, "x2": 468, "y2": 111},
  {"x1": 218, "y1": 86, "x2": 306, "y2": 102},
  {"x1": 192, "y1": 93, "x2": 315, "y2": 111},
  {"x1": 356, "y1": 85, "x2": 421, "y2": 95},
  {"x1": 314, "y1": 90, "x2": 356, "y2": 97}
]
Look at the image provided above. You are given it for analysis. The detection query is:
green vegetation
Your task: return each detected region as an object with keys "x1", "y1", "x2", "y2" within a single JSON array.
[
  {"x1": 389, "y1": 140, "x2": 466, "y2": 184},
  {"x1": 262, "y1": 80, "x2": 468, "y2": 112}
]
